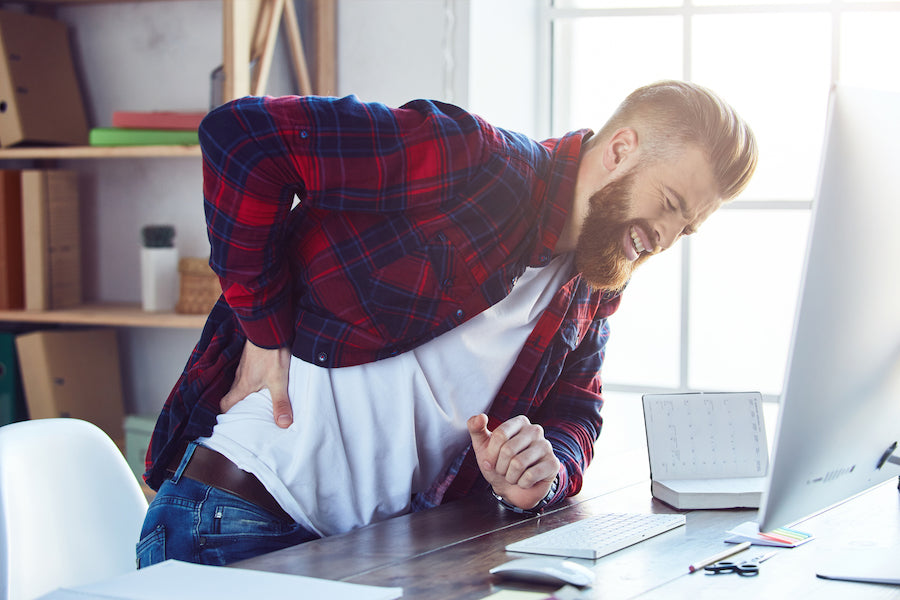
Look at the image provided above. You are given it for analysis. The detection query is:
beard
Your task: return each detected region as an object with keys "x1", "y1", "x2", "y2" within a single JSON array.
[{"x1": 574, "y1": 170, "x2": 653, "y2": 292}]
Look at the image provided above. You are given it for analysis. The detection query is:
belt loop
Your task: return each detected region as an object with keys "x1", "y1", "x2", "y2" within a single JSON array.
[{"x1": 171, "y1": 441, "x2": 199, "y2": 484}]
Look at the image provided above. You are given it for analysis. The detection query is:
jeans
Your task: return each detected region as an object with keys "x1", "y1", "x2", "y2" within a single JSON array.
[{"x1": 136, "y1": 443, "x2": 319, "y2": 567}]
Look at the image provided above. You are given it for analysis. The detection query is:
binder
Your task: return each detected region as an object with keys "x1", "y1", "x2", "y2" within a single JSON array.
[
  {"x1": 21, "y1": 170, "x2": 82, "y2": 311},
  {"x1": 0, "y1": 10, "x2": 89, "y2": 147},
  {"x1": 0, "y1": 169, "x2": 23, "y2": 309},
  {"x1": 0, "y1": 331, "x2": 27, "y2": 426},
  {"x1": 15, "y1": 328, "x2": 125, "y2": 443}
]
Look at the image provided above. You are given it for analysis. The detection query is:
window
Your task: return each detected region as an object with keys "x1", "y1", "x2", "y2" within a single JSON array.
[{"x1": 545, "y1": 0, "x2": 900, "y2": 398}]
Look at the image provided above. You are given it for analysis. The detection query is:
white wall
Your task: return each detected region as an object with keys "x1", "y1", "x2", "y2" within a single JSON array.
[{"x1": 54, "y1": 0, "x2": 539, "y2": 416}]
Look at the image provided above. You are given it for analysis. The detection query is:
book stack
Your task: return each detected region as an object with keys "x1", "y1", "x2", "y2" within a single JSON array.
[
  {"x1": 88, "y1": 111, "x2": 206, "y2": 147},
  {"x1": 0, "y1": 169, "x2": 81, "y2": 311}
]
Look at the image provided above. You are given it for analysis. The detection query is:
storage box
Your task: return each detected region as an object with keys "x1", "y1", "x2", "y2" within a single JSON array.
[
  {"x1": 15, "y1": 329, "x2": 125, "y2": 444},
  {"x1": 124, "y1": 414, "x2": 156, "y2": 479},
  {"x1": 0, "y1": 10, "x2": 89, "y2": 147},
  {"x1": 176, "y1": 257, "x2": 222, "y2": 314}
]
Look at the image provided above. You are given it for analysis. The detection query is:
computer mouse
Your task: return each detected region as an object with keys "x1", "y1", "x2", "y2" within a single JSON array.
[{"x1": 489, "y1": 556, "x2": 596, "y2": 587}]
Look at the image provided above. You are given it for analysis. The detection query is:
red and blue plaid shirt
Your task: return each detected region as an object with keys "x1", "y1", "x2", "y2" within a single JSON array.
[{"x1": 145, "y1": 95, "x2": 623, "y2": 509}]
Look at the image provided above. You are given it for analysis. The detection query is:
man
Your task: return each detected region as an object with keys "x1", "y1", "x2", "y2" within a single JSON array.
[{"x1": 137, "y1": 80, "x2": 757, "y2": 567}]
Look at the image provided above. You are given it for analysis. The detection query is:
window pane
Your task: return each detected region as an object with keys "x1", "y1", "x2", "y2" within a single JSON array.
[
  {"x1": 841, "y1": 12, "x2": 900, "y2": 93},
  {"x1": 694, "y1": 0, "x2": 823, "y2": 5},
  {"x1": 692, "y1": 13, "x2": 832, "y2": 201},
  {"x1": 553, "y1": 0, "x2": 681, "y2": 7},
  {"x1": 688, "y1": 209, "x2": 810, "y2": 394},
  {"x1": 552, "y1": 17, "x2": 682, "y2": 134},
  {"x1": 603, "y1": 245, "x2": 682, "y2": 389}
]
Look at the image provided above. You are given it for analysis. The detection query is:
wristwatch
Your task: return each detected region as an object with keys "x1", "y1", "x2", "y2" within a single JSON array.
[{"x1": 492, "y1": 474, "x2": 560, "y2": 516}]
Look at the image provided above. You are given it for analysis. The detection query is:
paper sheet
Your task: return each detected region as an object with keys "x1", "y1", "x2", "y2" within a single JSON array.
[
  {"x1": 643, "y1": 392, "x2": 767, "y2": 480},
  {"x1": 37, "y1": 560, "x2": 402, "y2": 600},
  {"x1": 816, "y1": 547, "x2": 900, "y2": 585}
]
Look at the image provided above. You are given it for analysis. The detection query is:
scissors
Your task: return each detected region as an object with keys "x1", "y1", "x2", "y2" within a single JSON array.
[{"x1": 704, "y1": 551, "x2": 777, "y2": 577}]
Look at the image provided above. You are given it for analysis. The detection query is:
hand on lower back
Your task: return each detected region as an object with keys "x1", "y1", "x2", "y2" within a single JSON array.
[{"x1": 220, "y1": 339, "x2": 293, "y2": 427}]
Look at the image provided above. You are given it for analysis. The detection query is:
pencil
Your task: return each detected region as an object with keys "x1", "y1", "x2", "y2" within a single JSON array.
[{"x1": 688, "y1": 541, "x2": 752, "y2": 573}]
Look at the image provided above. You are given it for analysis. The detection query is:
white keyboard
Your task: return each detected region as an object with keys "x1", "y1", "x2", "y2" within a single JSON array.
[{"x1": 505, "y1": 512, "x2": 686, "y2": 560}]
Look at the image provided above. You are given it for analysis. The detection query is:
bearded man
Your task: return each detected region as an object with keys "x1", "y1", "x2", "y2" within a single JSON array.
[{"x1": 137, "y1": 80, "x2": 758, "y2": 567}]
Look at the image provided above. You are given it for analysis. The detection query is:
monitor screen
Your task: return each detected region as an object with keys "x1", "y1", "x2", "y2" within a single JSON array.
[{"x1": 757, "y1": 84, "x2": 900, "y2": 532}]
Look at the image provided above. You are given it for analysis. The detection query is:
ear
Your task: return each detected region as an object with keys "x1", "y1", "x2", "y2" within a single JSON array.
[{"x1": 601, "y1": 127, "x2": 638, "y2": 172}]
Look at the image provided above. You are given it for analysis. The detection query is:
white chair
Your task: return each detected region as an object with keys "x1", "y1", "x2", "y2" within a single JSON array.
[{"x1": 0, "y1": 418, "x2": 148, "y2": 600}]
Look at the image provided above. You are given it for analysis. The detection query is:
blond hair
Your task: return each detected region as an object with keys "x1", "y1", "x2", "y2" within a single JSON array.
[{"x1": 597, "y1": 80, "x2": 758, "y2": 200}]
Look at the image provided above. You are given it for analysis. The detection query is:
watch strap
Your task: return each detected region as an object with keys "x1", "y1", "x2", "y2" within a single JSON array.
[{"x1": 492, "y1": 474, "x2": 560, "y2": 516}]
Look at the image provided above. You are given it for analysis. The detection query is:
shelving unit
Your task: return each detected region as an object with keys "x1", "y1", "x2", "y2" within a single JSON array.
[
  {"x1": 0, "y1": 0, "x2": 335, "y2": 330},
  {"x1": 0, "y1": 145, "x2": 201, "y2": 160},
  {"x1": 0, "y1": 303, "x2": 207, "y2": 328}
]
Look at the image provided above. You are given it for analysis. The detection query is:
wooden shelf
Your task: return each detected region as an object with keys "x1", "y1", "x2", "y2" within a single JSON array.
[
  {"x1": 0, "y1": 303, "x2": 207, "y2": 329},
  {"x1": 0, "y1": 145, "x2": 201, "y2": 160}
]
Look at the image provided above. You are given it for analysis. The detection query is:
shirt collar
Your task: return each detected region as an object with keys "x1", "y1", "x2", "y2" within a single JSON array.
[{"x1": 527, "y1": 128, "x2": 593, "y2": 267}]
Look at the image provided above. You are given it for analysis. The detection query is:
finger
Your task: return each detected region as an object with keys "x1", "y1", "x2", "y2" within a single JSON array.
[
  {"x1": 503, "y1": 440, "x2": 555, "y2": 486},
  {"x1": 219, "y1": 385, "x2": 248, "y2": 413},
  {"x1": 492, "y1": 419, "x2": 541, "y2": 475},
  {"x1": 487, "y1": 415, "x2": 530, "y2": 460},
  {"x1": 467, "y1": 413, "x2": 491, "y2": 449},
  {"x1": 467, "y1": 414, "x2": 497, "y2": 474},
  {"x1": 270, "y1": 387, "x2": 293, "y2": 428}
]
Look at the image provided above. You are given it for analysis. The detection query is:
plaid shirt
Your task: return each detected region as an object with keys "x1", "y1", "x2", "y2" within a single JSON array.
[{"x1": 145, "y1": 95, "x2": 623, "y2": 509}]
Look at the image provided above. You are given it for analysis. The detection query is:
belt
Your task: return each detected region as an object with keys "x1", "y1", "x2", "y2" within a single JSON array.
[{"x1": 167, "y1": 444, "x2": 293, "y2": 523}]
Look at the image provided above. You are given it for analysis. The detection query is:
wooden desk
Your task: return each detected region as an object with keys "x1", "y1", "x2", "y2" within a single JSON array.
[
  {"x1": 234, "y1": 479, "x2": 899, "y2": 599},
  {"x1": 232, "y1": 393, "x2": 900, "y2": 598}
]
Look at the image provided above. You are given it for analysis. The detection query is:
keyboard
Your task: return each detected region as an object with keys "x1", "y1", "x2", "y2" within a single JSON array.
[{"x1": 505, "y1": 512, "x2": 686, "y2": 560}]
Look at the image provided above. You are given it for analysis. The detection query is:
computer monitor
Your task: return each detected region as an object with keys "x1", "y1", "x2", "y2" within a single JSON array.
[{"x1": 757, "y1": 84, "x2": 900, "y2": 532}]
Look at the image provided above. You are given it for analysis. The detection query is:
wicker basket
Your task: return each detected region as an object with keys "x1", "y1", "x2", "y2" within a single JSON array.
[{"x1": 175, "y1": 257, "x2": 222, "y2": 314}]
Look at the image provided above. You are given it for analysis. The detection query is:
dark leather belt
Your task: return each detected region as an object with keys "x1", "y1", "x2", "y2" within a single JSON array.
[{"x1": 167, "y1": 444, "x2": 293, "y2": 523}]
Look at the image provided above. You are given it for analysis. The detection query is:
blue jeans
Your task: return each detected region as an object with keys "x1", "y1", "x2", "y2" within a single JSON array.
[{"x1": 136, "y1": 443, "x2": 319, "y2": 567}]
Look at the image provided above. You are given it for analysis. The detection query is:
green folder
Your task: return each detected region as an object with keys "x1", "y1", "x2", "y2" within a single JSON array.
[
  {"x1": 0, "y1": 332, "x2": 27, "y2": 426},
  {"x1": 89, "y1": 128, "x2": 200, "y2": 147}
]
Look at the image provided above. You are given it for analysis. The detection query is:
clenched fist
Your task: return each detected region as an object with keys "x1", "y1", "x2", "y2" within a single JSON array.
[{"x1": 467, "y1": 413, "x2": 560, "y2": 510}]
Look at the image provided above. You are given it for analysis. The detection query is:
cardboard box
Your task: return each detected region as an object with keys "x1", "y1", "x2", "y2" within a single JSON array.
[
  {"x1": 15, "y1": 329, "x2": 125, "y2": 444},
  {"x1": 0, "y1": 10, "x2": 89, "y2": 147}
]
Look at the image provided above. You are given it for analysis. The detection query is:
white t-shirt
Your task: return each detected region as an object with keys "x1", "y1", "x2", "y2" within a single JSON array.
[{"x1": 201, "y1": 254, "x2": 574, "y2": 537}]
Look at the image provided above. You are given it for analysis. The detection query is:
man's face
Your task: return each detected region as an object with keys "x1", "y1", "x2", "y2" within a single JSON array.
[{"x1": 575, "y1": 146, "x2": 721, "y2": 291}]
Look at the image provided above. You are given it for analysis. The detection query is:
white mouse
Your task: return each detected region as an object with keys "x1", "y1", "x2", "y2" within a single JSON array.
[{"x1": 489, "y1": 556, "x2": 596, "y2": 587}]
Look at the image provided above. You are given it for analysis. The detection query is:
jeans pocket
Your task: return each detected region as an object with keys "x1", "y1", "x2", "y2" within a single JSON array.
[{"x1": 136, "y1": 524, "x2": 166, "y2": 569}]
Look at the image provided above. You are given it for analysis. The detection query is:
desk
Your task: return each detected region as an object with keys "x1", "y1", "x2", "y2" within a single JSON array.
[{"x1": 233, "y1": 394, "x2": 900, "y2": 599}]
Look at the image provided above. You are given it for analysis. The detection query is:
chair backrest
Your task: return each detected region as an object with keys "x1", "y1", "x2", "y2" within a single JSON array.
[{"x1": 0, "y1": 418, "x2": 148, "y2": 600}]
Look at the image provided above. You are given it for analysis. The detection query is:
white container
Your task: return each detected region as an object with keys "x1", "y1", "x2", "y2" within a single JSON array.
[{"x1": 140, "y1": 246, "x2": 179, "y2": 312}]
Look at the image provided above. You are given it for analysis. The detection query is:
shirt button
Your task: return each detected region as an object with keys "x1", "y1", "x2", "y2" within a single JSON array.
[
  {"x1": 455, "y1": 309, "x2": 464, "y2": 320},
  {"x1": 539, "y1": 251, "x2": 551, "y2": 265},
  {"x1": 436, "y1": 233, "x2": 447, "y2": 242},
  {"x1": 300, "y1": 130, "x2": 309, "y2": 139},
  {"x1": 316, "y1": 352, "x2": 327, "y2": 363},
  {"x1": 441, "y1": 278, "x2": 453, "y2": 289}
]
